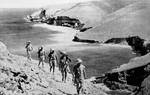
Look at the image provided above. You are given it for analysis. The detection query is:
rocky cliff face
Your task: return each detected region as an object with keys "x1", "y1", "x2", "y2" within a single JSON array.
[{"x1": 0, "y1": 42, "x2": 108, "y2": 95}]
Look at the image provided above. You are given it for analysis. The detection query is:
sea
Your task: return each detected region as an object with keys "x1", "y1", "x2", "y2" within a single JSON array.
[
  {"x1": 0, "y1": 8, "x2": 58, "y2": 54},
  {"x1": 0, "y1": 8, "x2": 135, "y2": 78}
]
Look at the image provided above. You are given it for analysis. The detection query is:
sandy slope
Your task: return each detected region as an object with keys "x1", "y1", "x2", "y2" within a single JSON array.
[
  {"x1": 79, "y1": 0, "x2": 150, "y2": 42},
  {"x1": 0, "y1": 41, "x2": 110, "y2": 95},
  {"x1": 54, "y1": 0, "x2": 139, "y2": 27},
  {"x1": 0, "y1": 30, "x2": 149, "y2": 94}
]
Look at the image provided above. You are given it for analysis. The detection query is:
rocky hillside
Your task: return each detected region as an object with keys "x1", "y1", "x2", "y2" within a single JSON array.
[
  {"x1": 111, "y1": 53, "x2": 150, "y2": 95},
  {"x1": 0, "y1": 41, "x2": 109, "y2": 95},
  {"x1": 31, "y1": 0, "x2": 139, "y2": 27},
  {"x1": 79, "y1": 0, "x2": 150, "y2": 42},
  {"x1": 55, "y1": 0, "x2": 139, "y2": 27}
]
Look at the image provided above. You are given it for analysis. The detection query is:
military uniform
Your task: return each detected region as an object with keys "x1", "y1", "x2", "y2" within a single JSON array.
[
  {"x1": 25, "y1": 42, "x2": 33, "y2": 61},
  {"x1": 38, "y1": 47, "x2": 45, "y2": 68},
  {"x1": 48, "y1": 50, "x2": 57, "y2": 74},
  {"x1": 73, "y1": 59, "x2": 86, "y2": 94},
  {"x1": 60, "y1": 54, "x2": 71, "y2": 82}
]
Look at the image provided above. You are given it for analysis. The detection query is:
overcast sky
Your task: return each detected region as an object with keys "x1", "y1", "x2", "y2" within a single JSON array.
[{"x1": 0, "y1": 0, "x2": 94, "y2": 8}]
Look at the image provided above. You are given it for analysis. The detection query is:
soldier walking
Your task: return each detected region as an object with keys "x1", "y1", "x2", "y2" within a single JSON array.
[
  {"x1": 48, "y1": 48, "x2": 57, "y2": 75},
  {"x1": 59, "y1": 51, "x2": 71, "y2": 82},
  {"x1": 37, "y1": 46, "x2": 46, "y2": 68},
  {"x1": 73, "y1": 58, "x2": 86, "y2": 94},
  {"x1": 25, "y1": 41, "x2": 33, "y2": 61}
]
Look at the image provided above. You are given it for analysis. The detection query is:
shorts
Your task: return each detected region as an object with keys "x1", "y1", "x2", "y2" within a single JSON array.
[
  {"x1": 39, "y1": 56, "x2": 45, "y2": 61},
  {"x1": 49, "y1": 60, "x2": 56, "y2": 67},
  {"x1": 74, "y1": 77, "x2": 84, "y2": 85}
]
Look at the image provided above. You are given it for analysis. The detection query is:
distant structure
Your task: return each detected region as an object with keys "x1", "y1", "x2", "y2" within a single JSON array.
[
  {"x1": 39, "y1": 8, "x2": 46, "y2": 19},
  {"x1": 25, "y1": 9, "x2": 85, "y2": 30}
]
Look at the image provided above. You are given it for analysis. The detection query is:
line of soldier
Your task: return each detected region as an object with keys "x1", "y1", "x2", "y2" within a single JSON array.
[{"x1": 25, "y1": 41, "x2": 86, "y2": 94}]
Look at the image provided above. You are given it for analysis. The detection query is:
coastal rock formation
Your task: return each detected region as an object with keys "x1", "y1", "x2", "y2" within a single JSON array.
[
  {"x1": 54, "y1": 0, "x2": 139, "y2": 27},
  {"x1": 104, "y1": 36, "x2": 150, "y2": 56},
  {"x1": 104, "y1": 38, "x2": 126, "y2": 44},
  {"x1": 0, "y1": 41, "x2": 108, "y2": 95},
  {"x1": 31, "y1": 0, "x2": 138, "y2": 27},
  {"x1": 93, "y1": 52, "x2": 150, "y2": 95}
]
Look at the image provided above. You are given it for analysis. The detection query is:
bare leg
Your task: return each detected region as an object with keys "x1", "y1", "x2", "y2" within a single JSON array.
[
  {"x1": 38, "y1": 60, "x2": 41, "y2": 67},
  {"x1": 29, "y1": 54, "x2": 32, "y2": 61},
  {"x1": 64, "y1": 70, "x2": 67, "y2": 82},
  {"x1": 62, "y1": 72, "x2": 64, "y2": 82},
  {"x1": 76, "y1": 80, "x2": 83, "y2": 95},
  {"x1": 49, "y1": 59, "x2": 52, "y2": 72},
  {"x1": 27, "y1": 51, "x2": 32, "y2": 61},
  {"x1": 52, "y1": 61, "x2": 55, "y2": 75},
  {"x1": 49, "y1": 63, "x2": 52, "y2": 72},
  {"x1": 78, "y1": 83, "x2": 83, "y2": 94},
  {"x1": 42, "y1": 61, "x2": 44, "y2": 68},
  {"x1": 77, "y1": 83, "x2": 80, "y2": 94}
]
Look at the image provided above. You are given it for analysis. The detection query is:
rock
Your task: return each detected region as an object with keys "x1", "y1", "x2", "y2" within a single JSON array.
[{"x1": 138, "y1": 76, "x2": 150, "y2": 95}]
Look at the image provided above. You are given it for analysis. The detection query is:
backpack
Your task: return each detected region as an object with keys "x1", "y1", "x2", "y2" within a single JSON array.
[
  {"x1": 37, "y1": 48, "x2": 45, "y2": 58},
  {"x1": 25, "y1": 44, "x2": 32, "y2": 51},
  {"x1": 48, "y1": 52, "x2": 55, "y2": 60}
]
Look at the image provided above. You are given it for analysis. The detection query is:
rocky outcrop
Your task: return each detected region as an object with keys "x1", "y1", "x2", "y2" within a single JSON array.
[
  {"x1": 31, "y1": 0, "x2": 139, "y2": 27},
  {"x1": 104, "y1": 38, "x2": 127, "y2": 44},
  {"x1": 93, "y1": 52, "x2": 150, "y2": 95}
]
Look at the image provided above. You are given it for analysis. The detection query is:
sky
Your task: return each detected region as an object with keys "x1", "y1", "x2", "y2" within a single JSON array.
[{"x1": 0, "y1": 0, "x2": 94, "y2": 8}]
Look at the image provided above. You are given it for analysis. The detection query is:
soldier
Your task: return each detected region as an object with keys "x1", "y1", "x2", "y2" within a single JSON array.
[
  {"x1": 60, "y1": 51, "x2": 71, "y2": 82},
  {"x1": 73, "y1": 58, "x2": 86, "y2": 95},
  {"x1": 25, "y1": 41, "x2": 33, "y2": 61},
  {"x1": 48, "y1": 48, "x2": 57, "y2": 75},
  {"x1": 37, "y1": 46, "x2": 46, "y2": 68}
]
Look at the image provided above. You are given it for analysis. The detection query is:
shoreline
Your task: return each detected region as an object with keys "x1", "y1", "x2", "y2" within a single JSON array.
[
  {"x1": 33, "y1": 23, "x2": 131, "y2": 51},
  {"x1": 33, "y1": 23, "x2": 81, "y2": 46},
  {"x1": 32, "y1": 23, "x2": 135, "y2": 78}
]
